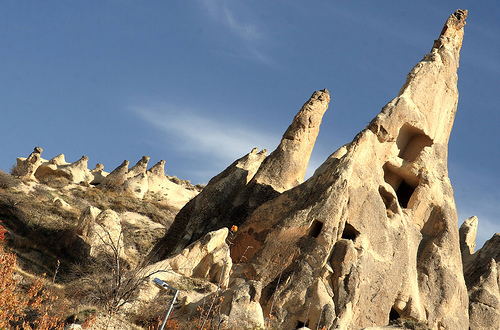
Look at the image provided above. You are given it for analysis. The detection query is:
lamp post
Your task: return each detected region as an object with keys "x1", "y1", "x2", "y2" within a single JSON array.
[{"x1": 153, "y1": 278, "x2": 179, "y2": 330}]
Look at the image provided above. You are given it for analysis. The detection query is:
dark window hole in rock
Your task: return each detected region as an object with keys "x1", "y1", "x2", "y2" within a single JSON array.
[
  {"x1": 389, "y1": 307, "x2": 400, "y2": 322},
  {"x1": 309, "y1": 220, "x2": 323, "y2": 238},
  {"x1": 247, "y1": 227, "x2": 254, "y2": 236},
  {"x1": 296, "y1": 321, "x2": 306, "y2": 329},
  {"x1": 396, "y1": 124, "x2": 433, "y2": 162},
  {"x1": 396, "y1": 180, "x2": 415, "y2": 208},
  {"x1": 383, "y1": 164, "x2": 417, "y2": 209},
  {"x1": 341, "y1": 223, "x2": 359, "y2": 240}
]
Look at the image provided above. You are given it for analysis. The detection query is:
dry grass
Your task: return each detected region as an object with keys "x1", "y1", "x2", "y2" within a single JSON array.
[
  {"x1": 0, "y1": 170, "x2": 20, "y2": 189},
  {"x1": 37, "y1": 176, "x2": 71, "y2": 189},
  {"x1": 70, "y1": 187, "x2": 177, "y2": 226}
]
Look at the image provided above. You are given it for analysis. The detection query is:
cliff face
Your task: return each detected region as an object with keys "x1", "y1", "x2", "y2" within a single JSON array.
[{"x1": 150, "y1": 9, "x2": 471, "y2": 329}]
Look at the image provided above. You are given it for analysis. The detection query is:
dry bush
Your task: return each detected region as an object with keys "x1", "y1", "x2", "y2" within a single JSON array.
[
  {"x1": 0, "y1": 223, "x2": 68, "y2": 329},
  {"x1": 67, "y1": 225, "x2": 160, "y2": 318},
  {"x1": 0, "y1": 170, "x2": 20, "y2": 189}
]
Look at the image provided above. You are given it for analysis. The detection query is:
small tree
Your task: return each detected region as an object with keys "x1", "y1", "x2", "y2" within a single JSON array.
[{"x1": 0, "y1": 222, "x2": 66, "y2": 329}]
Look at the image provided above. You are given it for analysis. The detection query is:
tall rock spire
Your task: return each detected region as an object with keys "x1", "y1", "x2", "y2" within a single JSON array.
[
  {"x1": 230, "y1": 9, "x2": 468, "y2": 329},
  {"x1": 148, "y1": 90, "x2": 330, "y2": 261},
  {"x1": 251, "y1": 89, "x2": 330, "y2": 192}
]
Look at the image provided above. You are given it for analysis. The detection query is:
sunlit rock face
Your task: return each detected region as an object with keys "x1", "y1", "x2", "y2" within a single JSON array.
[
  {"x1": 460, "y1": 218, "x2": 500, "y2": 330},
  {"x1": 228, "y1": 9, "x2": 469, "y2": 329},
  {"x1": 149, "y1": 89, "x2": 330, "y2": 261},
  {"x1": 149, "y1": 9, "x2": 470, "y2": 329}
]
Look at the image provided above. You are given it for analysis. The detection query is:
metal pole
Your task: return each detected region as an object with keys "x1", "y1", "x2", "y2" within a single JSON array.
[{"x1": 154, "y1": 278, "x2": 179, "y2": 330}]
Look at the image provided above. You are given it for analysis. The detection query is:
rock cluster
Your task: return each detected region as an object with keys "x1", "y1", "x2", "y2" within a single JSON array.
[
  {"x1": 150, "y1": 9, "x2": 482, "y2": 329},
  {"x1": 12, "y1": 149, "x2": 200, "y2": 203}
]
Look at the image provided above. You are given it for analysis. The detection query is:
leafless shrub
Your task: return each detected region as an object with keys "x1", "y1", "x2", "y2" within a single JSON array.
[
  {"x1": 67, "y1": 225, "x2": 162, "y2": 320},
  {"x1": 0, "y1": 170, "x2": 19, "y2": 189}
]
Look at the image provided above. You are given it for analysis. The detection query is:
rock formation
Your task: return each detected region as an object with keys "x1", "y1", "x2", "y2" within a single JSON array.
[
  {"x1": 12, "y1": 149, "x2": 200, "y2": 202},
  {"x1": 218, "y1": 278, "x2": 265, "y2": 329},
  {"x1": 142, "y1": 228, "x2": 232, "y2": 287},
  {"x1": 150, "y1": 89, "x2": 330, "y2": 260},
  {"x1": 152, "y1": 9, "x2": 470, "y2": 329},
  {"x1": 459, "y1": 217, "x2": 500, "y2": 330},
  {"x1": 12, "y1": 146, "x2": 43, "y2": 180},
  {"x1": 100, "y1": 160, "x2": 130, "y2": 188},
  {"x1": 90, "y1": 163, "x2": 107, "y2": 184}
]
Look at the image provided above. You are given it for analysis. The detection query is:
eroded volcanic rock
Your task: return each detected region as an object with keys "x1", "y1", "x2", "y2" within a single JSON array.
[
  {"x1": 229, "y1": 9, "x2": 469, "y2": 329},
  {"x1": 460, "y1": 218, "x2": 500, "y2": 330},
  {"x1": 151, "y1": 9, "x2": 470, "y2": 329},
  {"x1": 149, "y1": 89, "x2": 330, "y2": 260}
]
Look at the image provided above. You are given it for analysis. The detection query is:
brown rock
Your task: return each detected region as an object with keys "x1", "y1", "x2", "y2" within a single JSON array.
[
  {"x1": 90, "y1": 163, "x2": 107, "y2": 184},
  {"x1": 460, "y1": 215, "x2": 478, "y2": 265},
  {"x1": 251, "y1": 89, "x2": 330, "y2": 193},
  {"x1": 142, "y1": 228, "x2": 232, "y2": 287},
  {"x1": 126, "y1": 156, "x2": 150, "y2": 179},
  {"x1": 56, "y1": 155, "x2": 93, "y2": 183},
  {"x1": 148, "y1": 148, "x2": 268, "y2": 259},
  {"x1": 219, "y1": 279, "x2": 265, "y2": 329}
]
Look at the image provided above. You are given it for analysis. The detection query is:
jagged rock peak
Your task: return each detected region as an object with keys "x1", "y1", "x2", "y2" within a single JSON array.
[
  {"x1": 251, "y1": 89, "x2": 330, "y2": 192},
  {"x1": 462, "y1": 226, "x2": 500, "y2": 330},
  {"x1": 100, "y1": 159, "x2": 130, "y2": 187},
  {"x1": 127, "y1": 155, "x2": 150, "y2": 178},
  {"x1": 49, "y1": 153, "x2": 66, "y2": 165},
  {"x1": 460, "y1": 215, "x2": 478, "y2": 258},
  {"x1": 147, "y1": 160, "x2": 166, "y2": 176}
]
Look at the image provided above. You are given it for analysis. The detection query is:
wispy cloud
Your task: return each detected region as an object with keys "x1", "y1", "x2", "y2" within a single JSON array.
[
  {"x1": 132, "y1": 104, "x2": 279, "y2": 166},
  {"x1": 200, "y1": 0, "x2": 271, "y2": 64}
]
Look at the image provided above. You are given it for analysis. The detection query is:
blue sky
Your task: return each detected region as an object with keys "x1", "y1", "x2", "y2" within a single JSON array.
[{"x1": 1, "y1": 1, "x2": 499, "y2": 247}]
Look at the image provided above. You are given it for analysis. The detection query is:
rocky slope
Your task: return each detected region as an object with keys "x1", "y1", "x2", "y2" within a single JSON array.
[{"x1": 1, "y1": 8, "x2": 500, "y2": 330}]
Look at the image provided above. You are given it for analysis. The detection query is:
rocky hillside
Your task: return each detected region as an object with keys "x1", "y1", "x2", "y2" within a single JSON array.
[{"x1": 0, "y1": 8, "x2": 499, "y2": 330}]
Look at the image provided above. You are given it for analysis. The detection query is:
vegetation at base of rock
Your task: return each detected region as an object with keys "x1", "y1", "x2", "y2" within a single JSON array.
[
  {"x1": 0, "y1": 169, "x2": 20, "y2": 189},
  {"x1": 0, "y1": 223, "x2": 68, "y2": 329}
]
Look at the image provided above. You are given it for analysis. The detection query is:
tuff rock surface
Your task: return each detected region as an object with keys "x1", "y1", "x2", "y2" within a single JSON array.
[
  {"x1": 143, "y1": 228, "x2": 232, "y2": 286},
  {"x1": 460, "y1": 217, "x2": 500, "y2": 330},
  {"x1": 150, "y1": 89, "x2": 330, "y2": 260},
  {"x1": 153, "y1": 9, "x2": 470, "y2": 330},
  {"x1": 12, "y1": 149, "x2": 200, "y2": 202}
]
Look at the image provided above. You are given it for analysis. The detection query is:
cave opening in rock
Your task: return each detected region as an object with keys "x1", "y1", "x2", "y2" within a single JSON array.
[
  {"x1": 383, "y1": 164, "x2": 417, "y2": 209},
  {"x1": 389, "y1": 307, "x2": 400, "y2": 322},
  {"x1": 296, "y1": 320, "x2": 307, "y2": 329},
  {"x1": 396, "y1": 124, "x2": 433, "y2": 162},
  {"x1": 341, "y1": 222, "x2": 359, "y2": 240},
  {"x1": 396, "y1": 180, "x2": 415, "y2": 208},
  {"x1": 309, "y1": 220, "x2": 323, "y2": 238}
]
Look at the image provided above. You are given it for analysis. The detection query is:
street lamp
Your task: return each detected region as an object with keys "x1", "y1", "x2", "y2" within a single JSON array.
[{"x1": 153, "y1": 278, "x2": 179, "y2": 330}]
